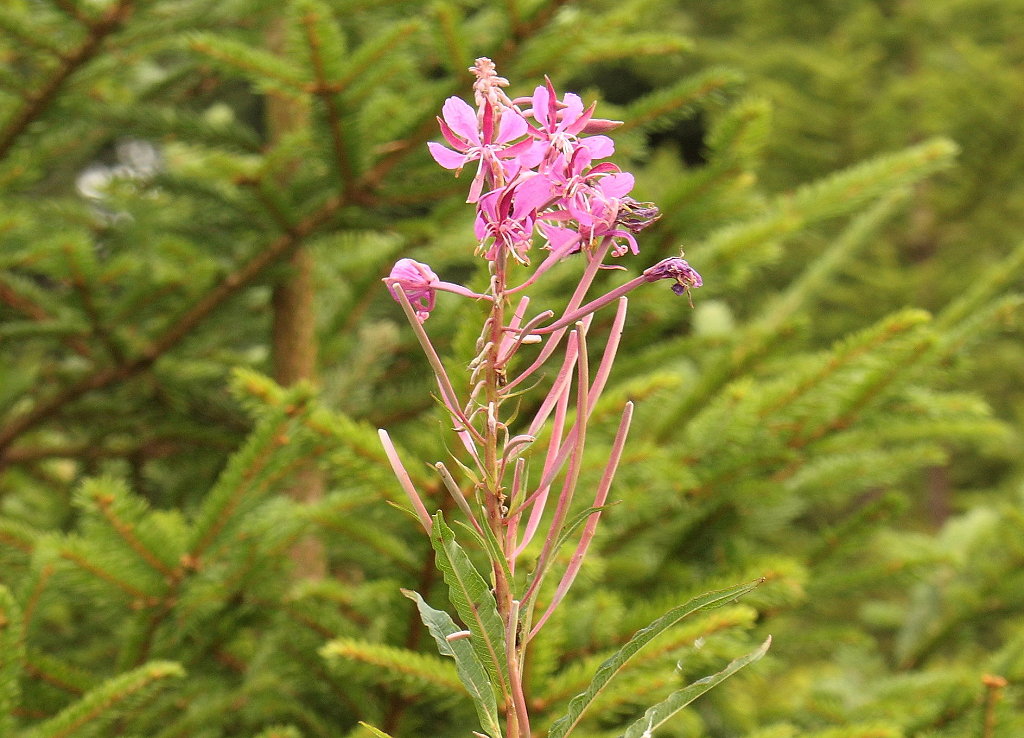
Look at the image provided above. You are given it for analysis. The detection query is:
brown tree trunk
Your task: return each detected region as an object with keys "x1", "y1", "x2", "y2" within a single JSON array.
[{"x1": 266, "y1": 17, "x2": 326, "y2": 580}]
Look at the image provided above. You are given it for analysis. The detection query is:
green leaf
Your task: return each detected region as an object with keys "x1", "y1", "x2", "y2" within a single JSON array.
[
  {"x1": 358, "y1": 722, "x2": 395, "y2": 738},
  {"x1": 552, "y1": 503, "x2": 619, "y2": 555},
  {"x1": 622, "y1": 636, "x2": 772, "y2": 737},
  {"x1": 430, "y1": 512, "x2": 511, "y2": 700},
  {"x1": 401, "y1": 589, "x2": 502, "y2": 738},
  {"x1": 547, "y1": 579, "x2": 764, "y2": 738},
  {"x1": 456, "y1": 516, "x2": 513, "y2": 598}
]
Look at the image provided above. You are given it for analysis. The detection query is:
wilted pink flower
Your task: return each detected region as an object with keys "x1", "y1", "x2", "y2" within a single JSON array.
[
  {"x1": 428, "y1": 97, "x2": 534, "y2": 202},
  {"x1": 643, "y1": 256, "x2": 703, "y2": 299},
  {"x1": 557, "y1": 172, "x2": 639, "y2": 256},
  {"x1": 615, "y1": 198, "x2": 662, "y2": 233}
]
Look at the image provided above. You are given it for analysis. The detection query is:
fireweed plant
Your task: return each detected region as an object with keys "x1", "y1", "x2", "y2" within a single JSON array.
[{"x1": 377, "y1": 59, "x2": 769, "y2": 738}]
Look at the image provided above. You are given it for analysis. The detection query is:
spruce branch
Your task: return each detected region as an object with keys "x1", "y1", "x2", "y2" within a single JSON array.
[
  {"x1": 0, "y1": 585, "x2": 25, "y2": 736},
  {"x1": 0, "y1": 10, "x2": 64, "y2": 58},
  {"x1": 0, "y1": 0, "x2": 134, "y2": 161},
  {"x1": 618, "y1": 67, "x2": 743, "y2": 135},
  {"x1": 21, "y1": 651, "x2": 91, "y2": 697},
  {"x1": 20, "y1": 661, "x2": 183, "y2": 738},
  {"x1": 20, "y1": 564, "x2": 56, "y2": 639},
  {"x1": 0, "y1": 192, "x2": 345, "y2": 468},
  {"x1": 321, "y1": 638, "x2": 462, "y2": 694},
  {"x1": 56, "y1": 546, "x2": 151, "y2": 601},
  {"x1": 44, "y1": 0, "x2": 92, "y2": 25},
  {"x1": 0, "y1": 518, "x2": 38, "y2": 555},
  {"x1": 0, "y1": 276, "x2": 93, "y2": 358},
  {"x1": 299, "y1": 6, "x2": 356, "y2": 188},
  {"x1": 64, "y1": 243, "x2": 126, "y2": 363},
  {"x1": 86, "y1": 484, "x2": 177, "y2": 580}
]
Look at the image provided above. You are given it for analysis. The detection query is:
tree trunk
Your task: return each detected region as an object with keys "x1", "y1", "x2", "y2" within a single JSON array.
[{"x1": 266, "y1": 17, "x2": 326, "y2": 580}]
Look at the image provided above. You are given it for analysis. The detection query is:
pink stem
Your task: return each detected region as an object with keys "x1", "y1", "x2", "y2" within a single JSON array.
[
  {"x1": 527, "y1": 402, "x2": 633, "y2": 641},
  {"x1": 503, "y1": 240, "x2": 610, "y2": 393},
  {"x1": 532, "y1": 274, "x2": 645, "y2": 335},
  {"x1": 393, "y1": 285, "x2": 484, "y2": 445},
  {"x1": 496, "y1": 296, "x2": 531, "y2": 364},
  {"x1": 525, "y1": 315, "x2": 590, "y2": 438},
  {"x1": 505, "y1": 232, "x2": 583, "y2": 296},
  {"x1": 378, "y1": 429, "x2": 434, "y2": 535},
  {"x1": 506, "y1": 458, "x2": 526, "y2": 576},
  {"x1": 522, "y1": 328, "x2": 590, "y2": 606},
  {"x1": 512, "y1": 360, "x2": 572, "y2": 557},
  {"x1": 508, "y1": 298, "x2": 625, "y2": 520},
  {"x1": 506, "y1": 599, "x2": 532, "y2": 737}
]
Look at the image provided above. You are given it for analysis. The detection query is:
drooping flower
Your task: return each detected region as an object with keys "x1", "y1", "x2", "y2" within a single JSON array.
[
  {"x1": 427, "y1": 96, "x2": 534, "y2": 202},
  {"x1": 614, "y1": 197, "x2": 662, "y2": 233},
  {"x1": 642, "y1": 256, "x2": 703, "y2": 300},
  {"x1": 384, "y1": 258, "x2": 494, "y2": 322},
  {"x1": 384, "y1": 258, "x2": 439, "y2": 322},
  {"x1": 559, "y1": 171, "x2": 639, "y2": 257}
]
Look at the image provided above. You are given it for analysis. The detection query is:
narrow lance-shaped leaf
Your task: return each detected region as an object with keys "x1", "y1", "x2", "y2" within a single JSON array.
[
  {"x1": 430, "y1": 513, "x2": 511, "y2": 700},
  {"x1": 547, "y1": 579, "x2": 764, "y2": 738},
  {"x1": 622, "y1": 636, "x2": 772, "y2": 738},
  {"x1": 401, "y1": 589, "x2": 502, "y2": 738},
  {"x1": 358, "y1": 723, "x2": 395, "y2": 738}
]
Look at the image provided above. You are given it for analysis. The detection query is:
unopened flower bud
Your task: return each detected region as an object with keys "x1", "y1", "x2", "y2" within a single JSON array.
[
  {"x1": 580, "y1": 117, "x2": 623, "y2": 134},
  {"x1": 384, "y1": 258, "x2": 439, "y2": 322}
]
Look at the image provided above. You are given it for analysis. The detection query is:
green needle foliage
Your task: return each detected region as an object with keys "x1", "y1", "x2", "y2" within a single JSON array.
[{"x1": 0, "y1": 0, "x2": 1022, "y2": 736}]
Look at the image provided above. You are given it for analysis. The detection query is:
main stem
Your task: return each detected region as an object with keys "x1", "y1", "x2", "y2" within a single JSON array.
[{"x1": 482, "y1": 252, "x2": 530, "y2": 738}]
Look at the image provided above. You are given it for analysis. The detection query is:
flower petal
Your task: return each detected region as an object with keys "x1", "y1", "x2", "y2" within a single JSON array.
[
  {"x1": 600, "y1": 172, "x2": 635, "y2": 199},
  {"x1": 440, "y1": 96, "x2": 480, "y2": 144},
  {"x1": 513, "y1": 173, "x2": 553, "y2": 216},
  {"x1": 531, "y1": 84, "x2": 551, "y2": 129},
  {"x1": 581, "y1": 135, "x2": 615, "y2": 159},
  {"x1": 560, "y1": 93, "x2": 585, "y2": 128},
  {"x1": 427, "y1": 142, "x2": 470, "y2": 170},
  {"x1": 496, "y1": 111, "x2": 528, "y2": 143}
]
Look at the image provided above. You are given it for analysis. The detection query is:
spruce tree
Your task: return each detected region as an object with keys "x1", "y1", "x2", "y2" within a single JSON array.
[{"x1": 1, "y1": 1, "x2": 1021, "y2": 736}]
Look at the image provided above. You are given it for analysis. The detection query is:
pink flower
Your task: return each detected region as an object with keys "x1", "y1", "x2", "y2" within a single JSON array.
[
  {"x1": 427, "y1": 96, "x2": 534, "y2": 202},
  {"x1": 383, "y1": 258, "x2": 493, "y2": 322},
  {"x1": 520, "y1": 79, "x2": 620, "y2": 167},
  {"x1": 543, "y1": 170, "x2": 638, "y2": 257},
  {"x1": 474, "y1": 178, "x2": 547, "y2": 264},
  {"x1": 384, "y1": 258, "x2": 439, "y2": 322}
]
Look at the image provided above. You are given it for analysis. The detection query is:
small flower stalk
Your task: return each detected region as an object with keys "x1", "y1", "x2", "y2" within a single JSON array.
[{"x1": 379, "y1": 59, "x2": 704, "y2": 738}]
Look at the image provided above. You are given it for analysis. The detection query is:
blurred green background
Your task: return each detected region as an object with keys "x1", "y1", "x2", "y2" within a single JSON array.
[{"x1": 1, "y1": 1, "x2": 1022, "y2": 736}]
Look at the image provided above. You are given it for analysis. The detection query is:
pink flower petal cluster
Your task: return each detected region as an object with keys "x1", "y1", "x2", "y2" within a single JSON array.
[
  {"x1": 385, "y1": 58, "x2": 701, "y2": 321},
  {"x1": 425, "y1": 72, "x2": 653, "y2": 267}
]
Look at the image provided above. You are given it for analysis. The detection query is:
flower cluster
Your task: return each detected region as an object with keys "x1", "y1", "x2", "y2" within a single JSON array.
[{"x1": 384, "y1": 57, "x2": 701, "y2": 321}]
